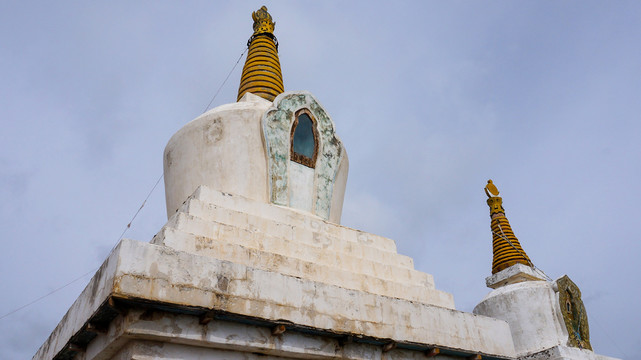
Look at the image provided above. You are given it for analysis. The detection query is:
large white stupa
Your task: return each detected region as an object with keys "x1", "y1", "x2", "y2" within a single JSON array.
[{"x1": 34, "y1": 7, "x2": 620, "y2": 360}]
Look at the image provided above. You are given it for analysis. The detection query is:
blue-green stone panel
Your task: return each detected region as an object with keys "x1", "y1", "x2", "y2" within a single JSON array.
[{"x1": 262, "y1": 91, "x2": 344, "y2": 220}]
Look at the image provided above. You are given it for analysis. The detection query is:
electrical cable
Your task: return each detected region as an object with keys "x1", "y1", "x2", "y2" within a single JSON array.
[
  {"x1": 202, "y1": 47, "x2": 248, "y2": 113},
  {"x1": 0, "y1": 48, "x2": 247, "y2": 322}
]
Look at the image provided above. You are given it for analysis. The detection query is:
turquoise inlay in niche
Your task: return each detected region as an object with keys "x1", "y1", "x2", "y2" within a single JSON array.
[{"x1": 293, "y1": 113, "x2": 315, "y2": 159}]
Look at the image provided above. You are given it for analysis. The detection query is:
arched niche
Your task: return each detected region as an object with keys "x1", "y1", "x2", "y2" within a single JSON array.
[
  {"x1": 290, "y1": 109, "x2": 319, "y2": 168},
  {"x1": 262, "y1": 91, "x2": 346, "y2": 221}
]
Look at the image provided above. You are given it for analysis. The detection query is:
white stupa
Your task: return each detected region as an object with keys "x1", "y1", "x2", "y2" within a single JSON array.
[
  {"x1": 473, "y1": 180, "x2": 619, "y2": 360},
  {"x1": 33, "y1": 7, "x2": 620, "y2": 360}
]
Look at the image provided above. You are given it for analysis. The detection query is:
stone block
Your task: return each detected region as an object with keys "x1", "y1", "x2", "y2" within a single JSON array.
[
  {"x1": 34, "y1": 239, "x2": 515, "y2": 360},
  {"x1": 520, "y1": 345, "x2": 622, "y2": 360},
  {"x1": 176, "y1": 198, "x2": 409, "y2": 268},
  {"x1": 485, "y1": 263, "x2": 547, "y2": 289},
  {"x1": 192, "y1": 186, "x2": 399, "y2": 253},
  {"x1": 157, "y1": 213, "x2": 434, "y2": 291}
]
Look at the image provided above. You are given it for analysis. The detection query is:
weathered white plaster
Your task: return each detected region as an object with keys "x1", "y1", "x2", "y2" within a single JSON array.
[
  {"x1": 35, "y1": 238, "x2": 516, "y2": 359},
  {"x1": 288, "y1": 160, "x2": 314, "y2": 213},
  {"x1": 329, "y1": 153, "x2": 349, "y2": 223},
  {"x1": 94, "y1": 310, "x2": 466, "y2": 360},
  {"x1": 155, "y1": 227, "x2": 450, "y2": 306},
  {"x1": 164, "y1": 92, "x2": 272, "y2": 217},
  {"x1": 486, "y1": 263, "x2": 547, "y2": 289},
  {"x1": 474, "y1": 270, "x2": 620, "y2": 360},
  {"x1": 156, "y1": 187, "x2": 424, "y2": 276},
  {"x1": 165, "y1": 91, "x2": 349, "y2": 224},
  {"x1": 185, "y1": 185, "x2": 400, "y2": 254},
  {"x1": 474, "y1": 281, "x2": 569, "y2": 356},
  {"x1": 520, "y1": 345, "x2": 621, "y2": 360},
  {"x1": 151, "y1": 187, "x2": 453, "y2": 307}
]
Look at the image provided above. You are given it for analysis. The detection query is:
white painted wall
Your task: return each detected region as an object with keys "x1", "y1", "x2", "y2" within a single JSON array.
[
  {"x1": 163, "y1": 92, "x2": 349, "y2": 223},
  {"x1": 474, "y1": 281, "x2": 569, "y2": 356},
  {"x1": 288, "y1": 161, "x2": 314, "y2": 213},
  {"x1": 164, "y1": 93, "x2": 272, "y2": 217},
  {"x1": 329, "y1": 154, "x2": 349, "y2": 224}
]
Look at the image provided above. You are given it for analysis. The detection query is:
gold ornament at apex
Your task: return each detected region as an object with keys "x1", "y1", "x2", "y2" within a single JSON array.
[
  {"x1": 485, "y1": 180, "x2": 533, "y2": 274},
  {"x1": 485, "y1": 180, "x2": 504, "y2": 216},
  {"x1": 237, "y1": 6, "x2": 284, "y2": 102},
  {"x1": 252, "y1": 6, "x2": 275, "y2": 35},
  {"x1": 485, "y1": 179, "x2": 500, "y2": 197}
]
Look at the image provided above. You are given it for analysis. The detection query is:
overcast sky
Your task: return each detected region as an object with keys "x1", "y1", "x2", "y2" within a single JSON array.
[{"x1": 1, "y1": 1, "x2": 639, "y2": 359}]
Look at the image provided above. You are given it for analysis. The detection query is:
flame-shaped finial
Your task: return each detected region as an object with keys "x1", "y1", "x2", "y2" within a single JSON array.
[
  {"x1": 484, "y1": 180, "x2": 533, "y2": 274},
  {"x1": 252, "y1": 6, "x2": 275, "y2": 35},
  {"x1": 485, "y1": 180, "x2": 504, "y2": 216},
  {"x1": 485, "y1": 179, "x2": 500, "y2": 198}
]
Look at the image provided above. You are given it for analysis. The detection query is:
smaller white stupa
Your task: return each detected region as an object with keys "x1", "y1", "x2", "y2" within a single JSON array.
[{"x1": 473, "y1": 180, "x2": 619, "y2": 360}]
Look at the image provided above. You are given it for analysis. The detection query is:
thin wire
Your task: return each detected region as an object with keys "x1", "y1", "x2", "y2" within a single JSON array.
[
  {"x1": 1, "y1": 47, "x2": 248, "y2": 322},
  {"x1": 0, "y1": 174, "x2": 164, "y2": 322},
  {"x1": 493, "y1": 223, "x2": 628, "y2": 357},
  {"x1": 590, "y1": 311, "x2": 629, "y2": 359},
  {"x1": 202, "y1": 47, "x2": 248, "y2": 114},
  {"x1": 116, "y1": 172, "x2": 164, "y2": 241},
  {"x1": 0, "y1": 268, "x2": 96, "y2": 321}
]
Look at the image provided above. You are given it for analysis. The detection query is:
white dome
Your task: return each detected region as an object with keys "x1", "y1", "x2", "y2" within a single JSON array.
[{"x1": 164, "y1": 91, "x2": 348, "y2": 223}]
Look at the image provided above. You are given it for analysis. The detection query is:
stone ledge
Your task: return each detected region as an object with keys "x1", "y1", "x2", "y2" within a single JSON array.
[
  {"x1": 117, "y1": 240, "x2": 513, "y2": 356},
  {"x1": 485, "y1": 263, "x2": 547, "y2": 289},
  {"x1": 34, "y1": 239, "x2": 516, "y2": 360},
  {"x1": 183, "y1": 195, "x2": 412, "y2": 264},
  {"x1": 191, "y1": 186, "x2": 399, "y2": 253},
  {"x1": 519, "y1": 345, "x2": 621, "y2": 360},
  {"x1": 160, "y1": 201, "x2": 416, "y2": 271},
  {"x1": 153, "y1": 211, "x2": 430, "y2": 286},
  {"x1": 157, "y1": 224, "x2": 432, "y2": 287},
  {"x1": 153, "y1": 226, "x2": 451, "y2": 307},
  {"x1": 99, "y1": 309, "x2": 507, "y2": 360}
]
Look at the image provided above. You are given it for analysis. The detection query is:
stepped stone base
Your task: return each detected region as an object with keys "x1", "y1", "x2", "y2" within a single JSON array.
[
  {"x1": 34, "y1": 187, "x2": 517, "y2": 360},
  {"x1": 65, "y1": 309, "x2": 493, "y2": 360},
  {"x1": 153, "y1": 186, "x2": 452, "y2": 308},
  {"x1": 520, "y1": 345, "x2": 620, "y2": 360}
]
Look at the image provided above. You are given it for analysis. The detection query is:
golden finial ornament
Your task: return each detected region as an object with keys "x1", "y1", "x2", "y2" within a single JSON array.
[
  {"x1": 252, "y1": 6, "x2": 275, "y2": 35},
  {"x1": 237, "y1": 6, "x2": 284, "y2": 102},
  {"x1": 485, "y1": 180, "x2": 533, "y2": 274},
  {"x1": 484, "y1": 179, "x2": 500, "y2": 197},
  {"x1": 485, "y1": 179, "x2": 504, "y2": 217}
]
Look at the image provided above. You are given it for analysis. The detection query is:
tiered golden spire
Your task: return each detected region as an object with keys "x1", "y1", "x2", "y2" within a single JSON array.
[
  {"x1": 485, "y1": 180, "x2": 532, "y2": 274},
  {"x1": 237, "y1": 6, "x2": 284, "y2": 102}
]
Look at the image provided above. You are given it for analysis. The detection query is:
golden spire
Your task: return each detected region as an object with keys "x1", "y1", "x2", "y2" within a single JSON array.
[
  {"x1": 485, "y1": 180, "x2": 533, "y2": 274},
  {"x1": 237, "y1": 6, "x2": 284, "y2": 102}
]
